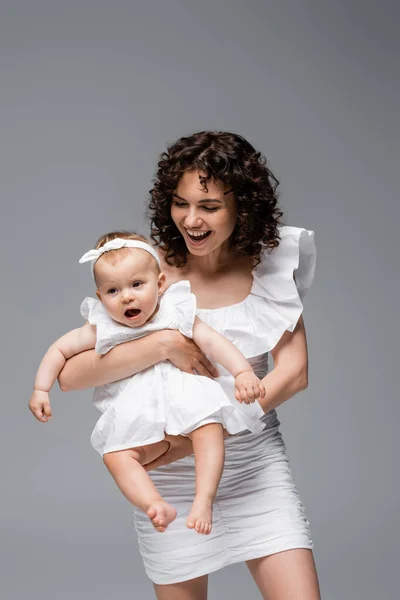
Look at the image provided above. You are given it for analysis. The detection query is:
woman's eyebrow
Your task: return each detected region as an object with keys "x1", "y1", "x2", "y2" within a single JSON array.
[{"x1": 172, "y1": 193, "x2": 224, "y2": 204}]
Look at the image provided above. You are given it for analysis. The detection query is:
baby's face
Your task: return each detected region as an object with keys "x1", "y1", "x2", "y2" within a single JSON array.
[{"x1": 95, "y1": 249, "x2": 165, "y2": 328}]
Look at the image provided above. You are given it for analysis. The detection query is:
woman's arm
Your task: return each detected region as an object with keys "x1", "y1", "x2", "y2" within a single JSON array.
[
  {"x1": 58, "y1": 329, "x2": 218, "y2": 391},
  {"x1": 257, "y1": 315, "x2": 309, "y2": 414}
]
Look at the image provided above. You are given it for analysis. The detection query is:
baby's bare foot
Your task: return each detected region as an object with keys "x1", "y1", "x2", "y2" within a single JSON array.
[
  {"x1": 186, "y1": 496, "x2": 213, "y2": 535},
  {"x1": 147, "y1": 500, "x2": 177, "y2": 533}
]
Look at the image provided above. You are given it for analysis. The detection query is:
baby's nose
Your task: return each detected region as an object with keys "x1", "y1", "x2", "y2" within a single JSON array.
[{"x1": 121, "y1": 289, "x2": 135, "y2": 302}]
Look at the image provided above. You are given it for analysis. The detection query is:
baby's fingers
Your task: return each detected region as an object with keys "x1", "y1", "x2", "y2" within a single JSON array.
[
  {"x1": 240, "y1": 386, "x2": 249, "y2": 403},
  {"x1": 29, "y1": 401, "x2": 51, "y2": 423},
  {"x1": 30, "y1": 405, "x2": 46, "y2": 422},
  {"x1": 43, "y1": 401, "x2": 52, "y2": 419},
  {"x1": 235, "y1": 388, "x2": 243, "y2": 403},
  {"x1": 245, "y1": 384, "x2": 257, "y2": 403}
]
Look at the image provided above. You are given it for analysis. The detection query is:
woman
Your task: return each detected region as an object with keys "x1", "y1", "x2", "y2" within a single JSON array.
[{"x1": 59, "y1": 131, "x2": 321, "y2": 600}]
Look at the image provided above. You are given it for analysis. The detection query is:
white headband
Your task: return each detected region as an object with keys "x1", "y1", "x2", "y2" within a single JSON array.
[{"x1": 79, "y1": 238, "x2": 161, "y2": 277}]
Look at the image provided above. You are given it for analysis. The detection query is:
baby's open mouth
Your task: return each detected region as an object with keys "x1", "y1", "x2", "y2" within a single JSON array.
[{"x1": 124, "y1": 308, "x2": 141, "y2": 318}]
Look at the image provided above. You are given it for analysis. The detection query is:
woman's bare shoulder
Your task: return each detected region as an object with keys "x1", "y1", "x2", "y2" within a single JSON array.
[{"x1": 157, "y1": 247, "x2": 188, "y2": 287}]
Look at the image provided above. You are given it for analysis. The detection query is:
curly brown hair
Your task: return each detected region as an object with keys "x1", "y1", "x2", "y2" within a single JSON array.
[{"x1": 148, "y1": 131, "x2": 283, "y2": 267}]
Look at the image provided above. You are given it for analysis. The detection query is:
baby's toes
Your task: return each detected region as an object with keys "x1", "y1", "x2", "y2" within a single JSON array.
[
  {"x1": 152, "y1": 513, "x2": 165, "y2": 527},
  {"x1": 194, "y1": 520, "x2": 202, "y2": 533},
  {"x1": 195, "y1": 520, "x2": 208, "y2": 535},
  {"x1": 147, "y1": 506, "x2": 157, "y2": 519}
]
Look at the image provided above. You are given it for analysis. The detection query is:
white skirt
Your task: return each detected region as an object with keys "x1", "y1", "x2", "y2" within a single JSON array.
[{"x1": 133, "y1": 355, "x2": 313, "y2": 585}]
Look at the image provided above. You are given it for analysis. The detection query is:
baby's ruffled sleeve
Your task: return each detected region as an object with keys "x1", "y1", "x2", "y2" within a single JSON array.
[
  {"x1": 80, "y1": 297, "x2": 122, "y2": 354},
  {"x1": 162, "y1": 281, "x2": 197, "y2": 339}
]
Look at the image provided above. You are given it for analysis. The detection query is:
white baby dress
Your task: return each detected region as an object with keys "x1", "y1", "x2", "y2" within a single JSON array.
[{"x1": 80, "y1": 281, "x2": 265, "y2": 456}]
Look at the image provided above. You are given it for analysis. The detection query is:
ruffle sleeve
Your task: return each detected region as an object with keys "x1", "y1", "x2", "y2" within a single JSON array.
[
  {"x1": 197, "y1": 226, "x2": 316, "y2": 357},
  {"x1": 250, "y1": 225, "x2": 316, "y2": 351},
  {"x1": 80, "y1": 297, "x2": 133, "y2": 354},
  {"x1": 162, "y1": 280, "x2": 197, "y2": 339}
]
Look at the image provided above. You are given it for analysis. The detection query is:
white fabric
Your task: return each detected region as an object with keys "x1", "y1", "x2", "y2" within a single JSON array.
[
  {"x1": 195, "y1": 225, "x2": 316, "y2": 358},
  {"x1": 132, "y1": 225, "x2": 317, "y2": 584},
  {"x1": 82, "y1": 281, "x2": 265, "y2": 455},
  {"x1": 78, "y1": 237, "x2": 161, "y2": 277}
]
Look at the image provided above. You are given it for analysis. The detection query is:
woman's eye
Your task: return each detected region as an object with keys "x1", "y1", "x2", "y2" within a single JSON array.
[
  {"x1": 172, "y1": 200, "x2": 187, "y2": 208},
  {"x1": 203, "y1": 206, "x2": 218, "y2": 212}
]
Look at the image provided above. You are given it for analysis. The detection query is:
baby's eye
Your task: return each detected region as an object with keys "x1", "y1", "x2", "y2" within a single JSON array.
[
  {"x1": 132, "y1": 281, "x2": 143, "y2": 288},
  {"x1": 107, "y1": 288, "x2": 118, "y2": 294}
]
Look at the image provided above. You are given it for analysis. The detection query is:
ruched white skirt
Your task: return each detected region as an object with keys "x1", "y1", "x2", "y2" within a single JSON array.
[{"x1": 133, "y1": 354, "x2": 313, "y2": 584}]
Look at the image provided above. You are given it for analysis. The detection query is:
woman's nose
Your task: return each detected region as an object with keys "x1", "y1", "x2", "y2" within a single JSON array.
[{"x1": 184, "y1": 209, "x2": 203, "y2": 228}]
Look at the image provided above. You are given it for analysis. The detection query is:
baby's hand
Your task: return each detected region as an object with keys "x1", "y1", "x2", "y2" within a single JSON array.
[
  {"x1": 29, "y1": 390, "x2": 52, "y2": 423},
  {"x1": 235, "y1": 371, "x2": 266, "y2": 405}
]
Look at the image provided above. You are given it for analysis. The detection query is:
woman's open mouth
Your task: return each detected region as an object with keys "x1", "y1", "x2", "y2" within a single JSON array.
[
  {"x1": 124, "y1": 308, "x2": 141, "y2": 319},
  {"x1": 185, "y1": 229, "x2": 212, "y2": 245}
]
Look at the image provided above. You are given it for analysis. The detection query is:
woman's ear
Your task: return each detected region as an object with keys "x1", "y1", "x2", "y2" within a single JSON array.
[{"x1": 158, "y1": 272, "x2": 167, "y2": 295}]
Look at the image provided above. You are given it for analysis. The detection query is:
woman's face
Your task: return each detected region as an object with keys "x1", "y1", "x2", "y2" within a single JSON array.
[{"x1": 171, "y1": 170, "x2": 237, "y2": 257}]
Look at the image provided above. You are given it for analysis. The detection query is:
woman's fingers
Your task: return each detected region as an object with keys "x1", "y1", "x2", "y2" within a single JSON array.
[
  {"x1": 168, "y1": 335, "x2": 217, "y2": 378},
  {"x1": 192, "y1": 357, "x2": 218, "y2": 378},
  {"x1": 197, "y1": 354, "x2": 219, "y2": 378}
]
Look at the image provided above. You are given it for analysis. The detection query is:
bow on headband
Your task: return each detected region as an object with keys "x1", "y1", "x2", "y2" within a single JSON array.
[{"x1": 79, "y1": 238, "x2": 161, "y2": 276}]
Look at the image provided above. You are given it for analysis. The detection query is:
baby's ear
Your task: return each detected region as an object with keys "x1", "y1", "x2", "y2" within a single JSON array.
[
  {"x1": 158, "y1": 272, "x2": 167, "y2": 295},
  {"x1": 96, "y1": 290, "x2": 102, "y2": 302}
]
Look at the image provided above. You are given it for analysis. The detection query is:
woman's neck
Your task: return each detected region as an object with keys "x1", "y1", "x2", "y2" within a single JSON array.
[{"x1": 186, "y1": 243, "x2": 233, "y2": 275}]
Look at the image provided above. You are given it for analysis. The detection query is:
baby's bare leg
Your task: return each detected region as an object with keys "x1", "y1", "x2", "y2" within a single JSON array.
[
  {"x1": 186, "y1": 423, "x2": 225, "y2": 535},
  {"x1": 103, "y1": 441, "x2": 176, "y2": 532}
]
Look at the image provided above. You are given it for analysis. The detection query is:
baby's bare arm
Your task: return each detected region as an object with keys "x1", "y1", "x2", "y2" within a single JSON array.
[
  {"x1": 192, "y1": 317, "x2": 266, "y2": 404},
  {"x1": 34, "y1": 324, "x2": 96, "y2": 393},
  {"x1": 192, "y1": 317, "x2": 252, "y2": 377},
  {"x1": 29, "y1": 324, "x2": 96, "y2": 422}
]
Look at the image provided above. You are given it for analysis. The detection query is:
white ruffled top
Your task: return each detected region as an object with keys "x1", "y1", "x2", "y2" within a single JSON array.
[{"x1": 195, "y1": 225, "x2": 316, "y2": 358}]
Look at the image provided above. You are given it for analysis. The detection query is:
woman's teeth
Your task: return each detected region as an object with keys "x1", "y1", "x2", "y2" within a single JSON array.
[{"x1": 186, "y1": 230, "x2": 211, "y2": 241}]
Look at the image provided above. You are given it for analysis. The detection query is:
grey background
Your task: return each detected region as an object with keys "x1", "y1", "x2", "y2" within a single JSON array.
[{"x1": 1, "y1": 1, "x2": 399, "y2": 598}]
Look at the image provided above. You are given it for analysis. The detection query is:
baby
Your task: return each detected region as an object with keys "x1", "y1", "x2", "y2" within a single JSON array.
[{"x1": 29, "y1": 232, "x2": 266, "y2": 535}]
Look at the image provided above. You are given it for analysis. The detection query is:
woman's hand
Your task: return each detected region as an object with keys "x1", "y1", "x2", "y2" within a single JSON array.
[{"x1": 165, "y1": 330, "x2": 219, "y2": 378}]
